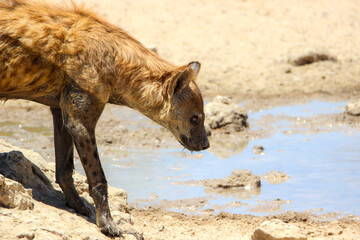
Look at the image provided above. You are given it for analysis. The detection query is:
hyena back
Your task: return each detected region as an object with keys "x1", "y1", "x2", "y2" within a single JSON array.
[{"x1": 0, "y1": 0, "x2": 209, "y2": 238}]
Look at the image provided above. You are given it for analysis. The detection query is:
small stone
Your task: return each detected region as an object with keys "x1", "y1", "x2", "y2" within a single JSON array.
[
  {"x1": 252, "y1": 219, "x2": 307, "y2": 240},
  {"x1": 252, "y1": 145, "x2": 264, "y2": 155},
  {"x1": 346, "y1": 101, "x2": 360, "y2": 116},
  {"x1": 148, "y1": 46, "x2": 158, "y2": 54}
]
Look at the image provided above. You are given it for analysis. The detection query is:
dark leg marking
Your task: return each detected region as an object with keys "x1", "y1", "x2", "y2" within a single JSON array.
[
  {"x1": 93, "y1": 151, "x2": 99, "y2": 160},
  {"x1": 82, "y1": 157, "x2": 88, "y2": 165}
]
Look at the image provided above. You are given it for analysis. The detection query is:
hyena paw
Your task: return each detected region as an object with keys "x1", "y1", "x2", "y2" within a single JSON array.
[
  {"x1": 66, "y1": 198, "x2": 93, "y2": 218},
  {"x1": 99, "y1": 217, "x2": 144, "y2": 240},
  {"x1": 98, "y1": 215, "x2": 121, "y2": 237},
  {"x1": 76, "y1": 203, "x2": 93, "y2": 218},
  {"x1": 121, "y1": 221, "x2": 145, "y2": 240}
]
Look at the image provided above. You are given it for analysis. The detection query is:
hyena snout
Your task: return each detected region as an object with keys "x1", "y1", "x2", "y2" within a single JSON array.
[{"x1": 180, "y1": 127, "x2": 210, "y2": 151}]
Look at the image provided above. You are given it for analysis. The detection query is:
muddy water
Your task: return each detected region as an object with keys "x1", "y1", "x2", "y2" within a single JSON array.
[
  {"x1": 79, "y1": 101, "x2": 360, "y2": 215},
  {"x1": 1, "y1": 101, "x2": 360, "y2": 216}
]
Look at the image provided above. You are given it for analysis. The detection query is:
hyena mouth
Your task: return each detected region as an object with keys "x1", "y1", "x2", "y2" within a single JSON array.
[
  {"x1": 180, "y1": 134, "x2": 187, "y2": 144},
  {"x1": 179, "y1": 134, "x2": 208, "y2": 151},
  {"x1": 179, "y1": 134, "x2": 193, "y2": 150}
]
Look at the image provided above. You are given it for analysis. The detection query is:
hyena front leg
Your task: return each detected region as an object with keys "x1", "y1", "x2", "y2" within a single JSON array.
[
  {"x1": 50, "y1": 107, "x2": 92, "y2": 217},
  {"x1": 59, "y1": 85, "x2": 120, "y2": 236}
]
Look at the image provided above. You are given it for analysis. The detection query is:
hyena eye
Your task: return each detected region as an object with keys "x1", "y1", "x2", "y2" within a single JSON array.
[{"x1": 190, "y1": 115, "x2": 199, "y2": 125}]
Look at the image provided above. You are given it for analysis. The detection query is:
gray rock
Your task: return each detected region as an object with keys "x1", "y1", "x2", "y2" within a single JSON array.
[
  {"x1": 0, "y1": 139, "x2": 128, "y2": 214},
  {"x1": 205, "y1": 96, "x2": 248, "y2": 133},
  {"x1": 0, "y1": 149, "x2": 58, "y2": 202},
  {"x1": 252, "y1": 219, "x2": 307, "y2": 240}
]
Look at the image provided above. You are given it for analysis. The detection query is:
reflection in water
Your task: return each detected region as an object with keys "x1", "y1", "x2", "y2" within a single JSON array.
[
  {"x1": 207, "y1": 133, "x2": 249, "y2": 158},
  {"x1": 205, "y1": 186, "x2": 261, "y2": 200},
  {"x1": 247, "y1": 199, "x2": 291, "y2": 213},
  {"x1": 0, "y1": 130, "x2": 14, "y2": 137}
]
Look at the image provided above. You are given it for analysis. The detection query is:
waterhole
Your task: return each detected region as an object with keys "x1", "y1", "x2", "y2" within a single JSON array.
[{"x1": 1, "y1": 101, "x2": 359, "y2": 216}]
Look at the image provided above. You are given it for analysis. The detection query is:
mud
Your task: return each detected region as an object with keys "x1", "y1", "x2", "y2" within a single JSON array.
[{"x1": 262, "y1": 170, "x2": 289, "y2": 185}]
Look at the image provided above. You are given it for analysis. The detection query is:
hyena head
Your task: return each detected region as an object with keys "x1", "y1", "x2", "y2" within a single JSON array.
[{"x1": 161, "y1": 61, "x2": 210, "y2": 151}]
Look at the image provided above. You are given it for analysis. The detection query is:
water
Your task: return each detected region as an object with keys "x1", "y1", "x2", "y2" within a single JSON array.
[
  {"x1": 75, "y1": 101, "x2": 360, "y2": 215},
  {"x1": 2, "y1": 100, "x2": 360, "y2": 215}
]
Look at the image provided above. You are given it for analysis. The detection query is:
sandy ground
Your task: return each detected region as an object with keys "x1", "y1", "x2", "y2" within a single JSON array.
[
  {"x1": 74, "y1": 0, "x2": 360, "y2": 106},
  {"x1": 1, "y1": 0, "x2": 360, "y2": 239}
]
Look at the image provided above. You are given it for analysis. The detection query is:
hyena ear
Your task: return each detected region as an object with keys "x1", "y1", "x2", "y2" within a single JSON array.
[
  {"x1": 167, "y1": 61, "x2": 201, "y2": 98},
  {"x1": 188, "y1": 61, "x2": 201, "y2": 77}
]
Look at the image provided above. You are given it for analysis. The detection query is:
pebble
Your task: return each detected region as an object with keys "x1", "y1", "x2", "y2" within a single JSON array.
[
  {"x1": 252, "y1": 145, "x2": 264, "y2": 155},
  {"x1": 346, "y1": 101, "x2": 360, "y2": 116}
]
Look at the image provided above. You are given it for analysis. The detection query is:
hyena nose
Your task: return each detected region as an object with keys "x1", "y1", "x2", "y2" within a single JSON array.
[{"x1": 201, "y1": 139, "x2": 210, "y2": 150}]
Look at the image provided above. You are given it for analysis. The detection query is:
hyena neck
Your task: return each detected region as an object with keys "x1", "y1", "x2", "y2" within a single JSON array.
[{"x1": 109, "y1": 41, "x2": 176, "y2": 122}]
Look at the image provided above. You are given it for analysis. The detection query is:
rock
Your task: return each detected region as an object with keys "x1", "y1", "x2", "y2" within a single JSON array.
[
  {"x1": 0, "y1": 138, "x2": 137, "y2": 239},
  {"x1": 252, "y1": 145, "x2": 264, "y2": 155},
  {"x1": 17, "y1": 232, "x2": 35, "y2": 240},
  {"x1": 284, "y1": 68, "x2": 292, "y2": 74},
  {"x1": 204, "y1": 170, "x2": 260, "y2": 189},
  {"x1": 0, "y1": 139, "x2": 128, "y2": 214},
  {"x1": 288, "y1": 47, "x2": 337, "y2": 66},
  {"x1": 108, "y1": 187, "x2": 129, "y2": 213},
  {"x1": 346, "y1": 101, "x2": 360, "y2": 116},
  {"x1": 263, "y1": 170, "x2": 289, "y2": 184},
  {"x1": 205, "y1": 124, "x2": 212, "y2": 136},
  {"x1": 252, "y1": 219, "x2": 307, "y2": 240},
  {"x1": 205, "y1": 96, "x2": 248, "y2": 133},
  {"x1": 0, "y1": 149, "x2": 59, "y2": 202},
  {"x1": 0, "y1": 174, "x2": 34, "y2": 210},
  {"x1": 17, "y1": 231, "x2": 35, "y2": 239}
]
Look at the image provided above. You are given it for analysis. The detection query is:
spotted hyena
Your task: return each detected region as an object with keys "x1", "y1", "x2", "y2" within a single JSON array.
[{"x1": 0, "y1": 0, "x2": 209, "y2": 238}]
